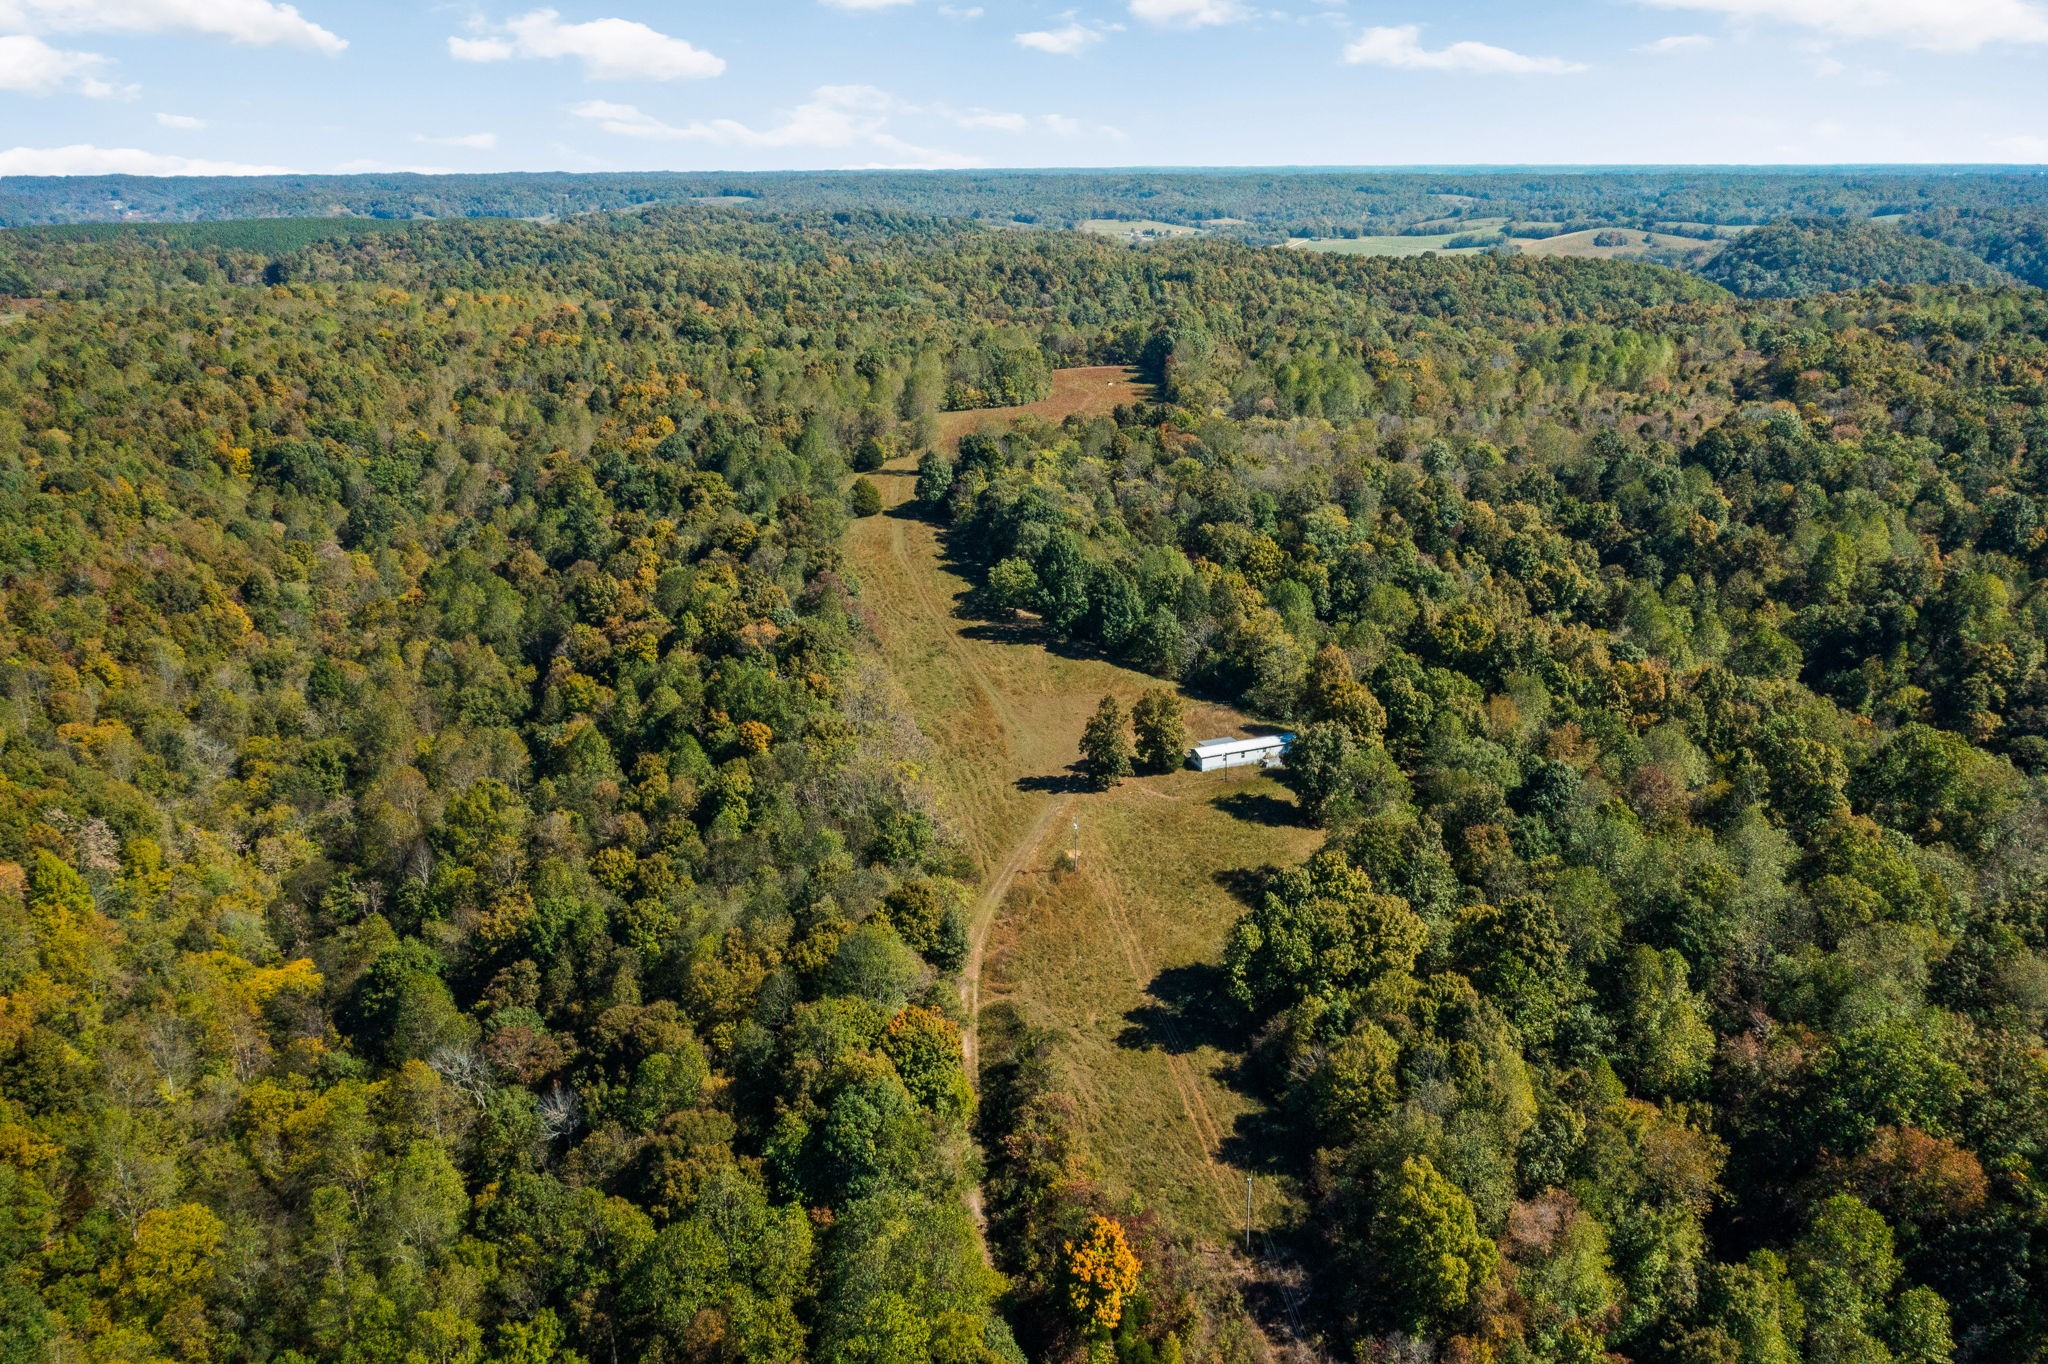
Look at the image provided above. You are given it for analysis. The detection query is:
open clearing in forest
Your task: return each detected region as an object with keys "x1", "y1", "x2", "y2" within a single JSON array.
[
  {"x1": 1285, "y1": 218, "x2": 1507, "y2": 256},
  {"x1": 1078, "y1": 218, "x2": 1206, "y2": 244},
  {"x1": 1513, "y1": 228, "x2": 1725, "y2": 260},
  {"x1": 981, "y1": 766, "x2": 1321, "y2": 1240},
  {"x1": 849, "y1": 379, "x2": 1320, "y2": 1247},
  {"x1": 933, "y1": 364, "x2": 1150, "y2": 447},
  {"x1": 1287, "y1": 221, "x2": 1726, "y2": 263},
  {"x1": 1286, "y1": 232, "x2": 1490, "y2": 257}
]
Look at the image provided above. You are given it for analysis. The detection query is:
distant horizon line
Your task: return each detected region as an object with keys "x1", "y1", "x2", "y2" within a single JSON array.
[{"x1": 4, "y1": 162, "x2": 2048, "y2": 184}]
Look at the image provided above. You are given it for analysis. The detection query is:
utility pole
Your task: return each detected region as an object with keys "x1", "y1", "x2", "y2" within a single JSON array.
[{"x1": 1245, "y1": 1175, "x2": 1253, "y2": 1254}]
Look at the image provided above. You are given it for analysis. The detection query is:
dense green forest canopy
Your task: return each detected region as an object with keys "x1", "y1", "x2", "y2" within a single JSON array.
[
  {"x1": 1701, "y1": 219, "x2": 2017, "y2": 297},
  {"x1": 1, "y1": 205, "x2": 2047, "y2": 1364}
]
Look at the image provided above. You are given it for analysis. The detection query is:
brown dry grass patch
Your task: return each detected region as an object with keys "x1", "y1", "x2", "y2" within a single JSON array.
[{"x1": 934, "y1": 365, "x2": 1150, "y2": 450}]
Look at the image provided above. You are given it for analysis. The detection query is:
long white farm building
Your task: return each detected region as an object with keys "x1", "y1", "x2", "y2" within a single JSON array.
[{"x1": 1188, "y1": 734, "x2": 1293, "y2": 771}]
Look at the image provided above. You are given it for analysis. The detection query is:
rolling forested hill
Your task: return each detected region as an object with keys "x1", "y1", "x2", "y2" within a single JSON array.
[
  {"x1": 9, "y1": 167, "x2": 2048, "y2": 296},
  {"x1": 1, "y1": 207, "x2": 2046, "y2": 1364},
  {"x1": 0, "y1": 166, "x2": 2042, "y2": 236},
  {"x1": 1700, "y1": 219, "x2": 2016, "y2": 296}
]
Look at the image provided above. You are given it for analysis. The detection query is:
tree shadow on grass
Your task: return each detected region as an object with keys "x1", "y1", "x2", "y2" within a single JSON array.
[
  {"x1": 1218, "y1": 1102, "x2": 1306, "y2": 1179},
  {"x1": 1116, "y1": 961, "x2": 1312, "y2": 1183},
  {"x1": 1116, "y1": 961, "x2": 1245, "y2": 1057},
  {"x1": 1015, "y1": 766, "x2": 1092, "y2": 795},
  {"x1": 882, "y1": 499, "x2": 927, "y2": 522},
  {"x1": 1211, "y1": 789, "x2": 1304, "y2": 829},
  {"x1": 958, "y1": 619, "x2": 1138, "y2": 671},
  {"x1": 1212, "y1": 864, "x2": 1281, "y2": 910},
  {"x1": 957, "y1": 618, "x2": 1042, "y2": 647}
]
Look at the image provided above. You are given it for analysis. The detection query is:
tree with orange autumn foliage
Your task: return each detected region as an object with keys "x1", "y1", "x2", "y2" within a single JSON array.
[{"x1": 1064, "y1": 1215, "x2": 1141, "y2": 1334}]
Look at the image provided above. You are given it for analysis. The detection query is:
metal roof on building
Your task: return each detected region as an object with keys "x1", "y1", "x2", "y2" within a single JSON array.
[{"x1": 1189, "y1": 735, "x2": 1290, "y2": 759}]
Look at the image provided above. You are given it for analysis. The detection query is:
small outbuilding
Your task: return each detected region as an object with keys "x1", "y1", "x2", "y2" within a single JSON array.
[{"x1": 1188, "y1": 733, "x2": 1294, "y2": 772}]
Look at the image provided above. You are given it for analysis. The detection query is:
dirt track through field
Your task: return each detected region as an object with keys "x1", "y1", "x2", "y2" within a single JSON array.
[{"x1": 962, "y1": 793, "x2": 1069, "y2": 1076}]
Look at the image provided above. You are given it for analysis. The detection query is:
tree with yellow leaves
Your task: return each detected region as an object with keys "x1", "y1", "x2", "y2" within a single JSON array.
[
  {"x1": 1063, "y1": 1215, "x2": 1141, "y2": 1334},
  {"x1": 111, "y1": 1203, "x2": 225, "y2": 1359}
]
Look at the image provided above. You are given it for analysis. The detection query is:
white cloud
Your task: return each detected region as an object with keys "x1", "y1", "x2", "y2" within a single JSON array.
[
  {"x1": 937, "y1": 3, "x2": 983, "y2": 15},
  {"x1": 0, "y1": 143, "x2": 291, "y2": 174},
  {"x1": 0, "y1": 0, "x2": 346, "y2": 54},
  {"x1": 1129, "y1": 0, "x2": 1249, "y2": 27},
  {"x1": 334, "y1": 158, "x2": 453, "y2": 174},
  {"x1": 1344, "y1": 24, "x2": 1586, "y2": 73},
  {"x1": 1636, "y1": 32, "x2": 1711, "y2": 52},
  {"x1": 154, "y1": 110, "x2": 204, "y2": 127},
  {"x1": 1039, "y1": 112, "x2": 1125, "y2": 138},
  {"x1": 447, "y1": 36, "x2": 512, "y2": 60},
  {"x1": 415, "y1": 131, "x2": 498, "y2": 149},
  {"x1": 569, "y1": 86, "x2": 978, "y2": 167},
  {"x1": 1996, "y1": 133, "x2": 2048, "y2": 159},
  {"x1": 1015, "y1": 21, "x2": 1105, "y2": 53},
  {"x1": 936, "y1": 105, "x2": 1119, "y2": 137},
  {"x1": 0, "y1": 31, "x2": 123, "y2": 94},
  {"x1": 449, "y1": 9, "x2": 723, "y2": 81},
  {"x1": 1634, "y1": 0, "x2": 2048, "y2": 52},
  {"x1": 952, "y1": 108, "x2": 1029, "y2": 131}
]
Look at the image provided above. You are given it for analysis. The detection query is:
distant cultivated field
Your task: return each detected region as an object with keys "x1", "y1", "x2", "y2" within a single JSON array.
[
  {"x1": 1285, "y1": 216, "x2": 1504, "y2": 256},
  {"x1": 934, "y1": 365, "x2": 1150, "y2": 447},
  {"x1": 1514, "y1": 228, "x2": 1727, "y2": 260},
  {"x1": 1289, "y1": 222, "x2": 1727, "y2": 263},
  {"x1": 1654, "y1": 221, "x2": 1754, "y2": 237},
  {"x1": 1079, "y1": 218, "x2": 1205, "y2": 243},
  {"x1": 1286, "y1": 232, "x2": 1490, "y2": 257}
]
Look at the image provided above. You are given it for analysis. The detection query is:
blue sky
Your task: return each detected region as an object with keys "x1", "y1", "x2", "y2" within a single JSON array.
[{"x1": 1, "y1": 0, "x2": 2045, "y2": 175}]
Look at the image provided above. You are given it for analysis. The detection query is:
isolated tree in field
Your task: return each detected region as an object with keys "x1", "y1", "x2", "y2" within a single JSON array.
[
  {"x1": 847, "y1": 477, "x2": 882, "y2": 518},
  {"x1": 1080, "y1": 696, "x2": 1133, "y2": 789},
  {"x1": 1131, "y1": 689, "x2": 1187, "y2": 772}
]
